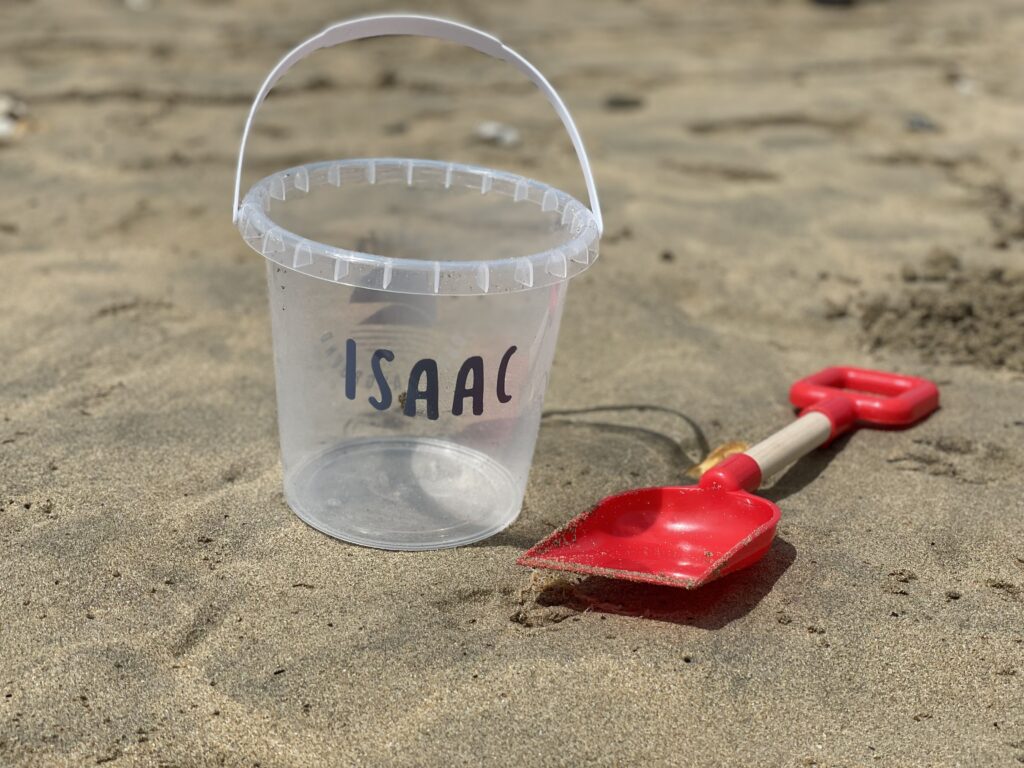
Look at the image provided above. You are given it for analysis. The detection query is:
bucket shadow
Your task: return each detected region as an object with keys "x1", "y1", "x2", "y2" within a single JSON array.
[
  {"x1": 541, "y1": 403, "x2": 711, "y2": 457},
  {"x1": 529, "y1": 537, "x2": 796, "y2": 629},
  {"x1": 481, "y1": 403, "x2": 710, "y2": 551}
]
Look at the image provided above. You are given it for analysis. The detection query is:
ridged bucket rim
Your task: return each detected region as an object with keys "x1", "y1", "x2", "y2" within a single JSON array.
[{"x1": 236, "y1": 158, "x2": 601, "y2": 296}]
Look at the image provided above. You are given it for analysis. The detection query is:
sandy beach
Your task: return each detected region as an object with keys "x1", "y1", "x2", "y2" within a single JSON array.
[{"x1": 1, "y1": 0, "x2": 1022, "y2": 765}]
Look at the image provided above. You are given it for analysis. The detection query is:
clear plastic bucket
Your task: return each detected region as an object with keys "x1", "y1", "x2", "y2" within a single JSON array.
[{"x1": 232, "y1": 16, "x2": 602, "y2": 550}]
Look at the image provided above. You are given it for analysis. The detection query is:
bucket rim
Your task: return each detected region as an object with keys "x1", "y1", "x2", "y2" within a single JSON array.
[{"x1": 236, "y1": 158, "x2": 601, "y2": 296}]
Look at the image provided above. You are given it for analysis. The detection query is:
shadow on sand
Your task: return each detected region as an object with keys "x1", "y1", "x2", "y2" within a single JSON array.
[
  {"x1": 527, "y1": 537, "x2": 796, "y2": 629},
  {"x1": 759, "y1": 432, "x2": 850, "y2": 504},
  {"x1": 501, "y1": 415, "x2": 857, "y2": 628}
]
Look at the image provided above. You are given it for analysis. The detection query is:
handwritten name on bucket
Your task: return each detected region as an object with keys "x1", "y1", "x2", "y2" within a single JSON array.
[{"x1": 325, "y1": 338, "x2": 518, "y2": 420}]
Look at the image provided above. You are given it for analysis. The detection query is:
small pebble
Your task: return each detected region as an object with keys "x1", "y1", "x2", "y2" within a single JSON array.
[
  {"x1": 604, "y1": 94, "x2": 644, "y2": 111},
  {"x1": 0, "y1": 95, "x2": 28, "y2": 143},
  {"x1": 906, "y1": 112, "x2": 942, "y2": 133},
  {"x1": 474, "y1": 121, "x2": 521, "y2": 148},
  {"x1": 823, "y1": 299, "x2": 849, "y2": 319}
]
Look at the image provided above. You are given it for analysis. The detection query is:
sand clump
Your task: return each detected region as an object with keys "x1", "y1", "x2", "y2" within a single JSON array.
[{"x1": 861, "y1": 250, "x2": 1024, "y2": 371}]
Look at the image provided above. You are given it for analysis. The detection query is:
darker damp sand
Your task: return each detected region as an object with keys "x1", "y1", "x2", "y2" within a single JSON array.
[{"x1": 861, "y1": 251, "x2": 1024, "y2": 372}]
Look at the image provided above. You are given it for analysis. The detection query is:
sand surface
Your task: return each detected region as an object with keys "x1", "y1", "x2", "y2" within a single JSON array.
[{"x1": 2, "y1": 0, "x2": 1023, "y2": 765}]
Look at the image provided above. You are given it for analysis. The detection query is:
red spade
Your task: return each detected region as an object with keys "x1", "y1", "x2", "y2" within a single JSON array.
[{"x1": 518, "y1": 366, "x2": 939, "y2": 589}]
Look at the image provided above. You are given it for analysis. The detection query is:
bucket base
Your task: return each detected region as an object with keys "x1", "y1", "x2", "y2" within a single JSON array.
[{"x1": 284, "y1": 437, "x2": 522, "y2": 551}]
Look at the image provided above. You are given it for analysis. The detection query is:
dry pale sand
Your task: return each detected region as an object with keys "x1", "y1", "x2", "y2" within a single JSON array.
[{"x1": 2, "y1": 0, "x2": 1023, "y2": 765}]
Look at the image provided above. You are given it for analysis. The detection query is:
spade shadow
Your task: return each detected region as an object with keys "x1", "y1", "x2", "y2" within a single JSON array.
[
  {"x1": 532, "y1": 537, "x2": 797, "y2": 629},
  {"x1": 759, "y1": 432, "x2": 852, "y2": 504},
  {"x1": 494, "y1": 409, "x2": 854, "y2": 627},
  {"x1": 520, "y1": 434, "x2": 849, "y2": 626}
]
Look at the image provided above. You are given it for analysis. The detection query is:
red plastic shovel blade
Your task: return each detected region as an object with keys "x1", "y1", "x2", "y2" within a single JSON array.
[{"x1": 518, "y1": 486, "x2": 781, "y2": 589}]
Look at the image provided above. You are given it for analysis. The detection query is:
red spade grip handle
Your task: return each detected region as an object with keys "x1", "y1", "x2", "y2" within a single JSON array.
[
  {"x1": 701, "y1": 366, "x2": 940, "y2": 493},
  {"x1": 789, "y1": 366, "x2": 940, "y2": 439}
]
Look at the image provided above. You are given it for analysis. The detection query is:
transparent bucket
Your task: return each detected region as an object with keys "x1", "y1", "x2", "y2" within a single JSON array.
[{"x1": 233, "y1": 16, "x2": 602, "y2": 549}]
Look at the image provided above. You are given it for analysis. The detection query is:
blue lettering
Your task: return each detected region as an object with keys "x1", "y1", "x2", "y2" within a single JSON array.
[
  {"x1": 452, "y1": 356, "x2": 484, "y2": 416},
  {"x1": 368, "y1": 349, "x2": 394, "y2": 411},
  {"x1": 345, "y1": 338, "x2": 357, "y2": 400},
  {"x1": 405, "y1": 359, "x2": 439, "y2": 420},
  {"x1": 497, "y1": 345, "x2": 517, "y2": 404}
]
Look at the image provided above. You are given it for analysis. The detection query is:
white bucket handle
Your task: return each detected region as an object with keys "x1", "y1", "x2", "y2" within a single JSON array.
[{"x1": 232, "y1": 14, "x2": 603, "y2": 235}]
